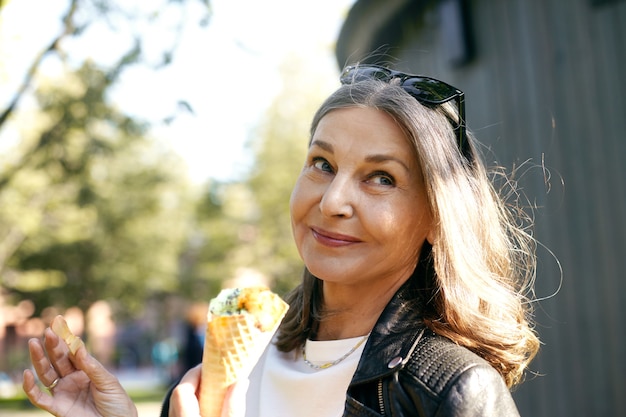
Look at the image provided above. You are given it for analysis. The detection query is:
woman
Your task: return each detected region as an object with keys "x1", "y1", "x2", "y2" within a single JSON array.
[{"x1": 23, "y1": 64, "x2": 539, "y2": 416}]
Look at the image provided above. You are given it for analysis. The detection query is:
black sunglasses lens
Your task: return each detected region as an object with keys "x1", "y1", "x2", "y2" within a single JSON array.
[
  {"x1": 342, "y1": 67, "x2": 458, "y2": 104},
  {"x1": 401, "y1": 78, "x2": 458, "y2": 104}
]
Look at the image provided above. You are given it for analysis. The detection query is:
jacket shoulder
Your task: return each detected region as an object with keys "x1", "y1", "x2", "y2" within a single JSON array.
[
  {"x1": 404, "y1": 331, "x2": 501, "y2": 396},
  {"x1": 401, "y1": 332, "x2": 520, "y2": 416}
]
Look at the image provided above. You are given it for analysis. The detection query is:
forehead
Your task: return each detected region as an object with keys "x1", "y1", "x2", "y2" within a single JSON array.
[{"x1": 313, "y1": 107, "x2": 416, "y2": 157}]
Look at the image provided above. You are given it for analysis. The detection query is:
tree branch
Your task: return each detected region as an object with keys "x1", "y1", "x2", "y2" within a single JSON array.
[{"x1": 0, "y1": 0, "x2": 80, "y2": 129}]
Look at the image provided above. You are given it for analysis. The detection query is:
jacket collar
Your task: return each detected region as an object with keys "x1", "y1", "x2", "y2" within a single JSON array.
[{"x1": 350, "y1": 250, "x2": 435, "y2": 385}]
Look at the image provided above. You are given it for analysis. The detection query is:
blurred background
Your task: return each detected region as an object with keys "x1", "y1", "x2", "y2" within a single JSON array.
[
  {"x1": 1, "y1": 0, "x2": 624, "y2": 416},
  {"x1": 0, "y1": 0, "x2": 353, "y2": 414}
]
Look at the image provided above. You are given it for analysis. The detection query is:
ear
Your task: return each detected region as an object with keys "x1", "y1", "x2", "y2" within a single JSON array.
[{"x1": 426, "y1": 227, "x2": 436, "y2": 245}]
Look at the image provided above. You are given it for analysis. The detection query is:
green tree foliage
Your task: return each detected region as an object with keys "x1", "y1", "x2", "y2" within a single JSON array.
[
  {"x1": 1, "y1": 0, "x2": 211, "y2": 134},
  {"x1": 0, "y1": 0, "x2": 338, "y2": 319},
  {"x1": 0, "y1": 61, "x2": 193, "y2": 316},
  {"x1": 177, "y1": 180, "x2": 250, "y2": 300},
  {"x1": 0, "y1": 0, "x2": 213, "y2": 318}
]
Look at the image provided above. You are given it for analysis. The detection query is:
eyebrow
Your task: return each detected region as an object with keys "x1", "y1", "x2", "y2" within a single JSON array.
[
  {"x1": 310, "y1": 139, "x2": 411, "y2": 172},
  {"x1": 310, "y1": 139, "x2": 334, "y2": 153}
]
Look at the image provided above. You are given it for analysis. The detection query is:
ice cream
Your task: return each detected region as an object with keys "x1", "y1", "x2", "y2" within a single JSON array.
[{"x1": 199, "y1": 286, "x2": 289, "y2": 417}]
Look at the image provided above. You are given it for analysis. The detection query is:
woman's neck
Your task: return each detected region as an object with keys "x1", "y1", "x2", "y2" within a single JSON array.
[{"x1": 314, "y1": 277, "x2": 406, "y2": 340}]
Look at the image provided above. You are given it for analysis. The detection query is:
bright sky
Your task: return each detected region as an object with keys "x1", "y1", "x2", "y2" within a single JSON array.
[{"x1": 0, "y1": 0, "x2": 355, "y2": 183}]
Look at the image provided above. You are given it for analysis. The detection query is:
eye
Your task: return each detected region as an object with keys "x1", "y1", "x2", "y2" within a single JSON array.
[
  {"x1": 369, "y1": 171, "x2": 395, "y2": 186},
  {"x1": 312, "y1": 157, "x2": 334, "y2": 173}
]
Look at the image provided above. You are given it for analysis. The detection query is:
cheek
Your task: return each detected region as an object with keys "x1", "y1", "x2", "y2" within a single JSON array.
[
  {"x1": 289, "y1": 180, "x2": 311, "y2": 258},
  {"x1": 375, "y1": 203, "x2": 431, "y2": 251},
  {"x1": 289, "y1": 179, "x2": 310, "y2": 234},
  {"x1": 289, "y1": 180, "x2": 303, "y2": 223},
  {"x1": 378, "y1": 211, "x2": 412, "y2": 246}
]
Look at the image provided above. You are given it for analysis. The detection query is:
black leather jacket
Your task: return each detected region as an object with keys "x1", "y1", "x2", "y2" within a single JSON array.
[
  {"x1": 161, "y1": 262, "x2": 520, "y2": 417},
  {"x1": 342, "y1": 269, "x2": 521, "y2": 416}
]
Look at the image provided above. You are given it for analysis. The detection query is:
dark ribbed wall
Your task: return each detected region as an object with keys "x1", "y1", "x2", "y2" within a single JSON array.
[{"x1": 338, "y1": 0, "x2": 625, "y2": 416}]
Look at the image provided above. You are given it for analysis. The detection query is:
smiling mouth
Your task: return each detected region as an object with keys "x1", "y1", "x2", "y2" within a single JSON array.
[{"x1": 311, "y1": 227, "x2": 361, "y2": 247}]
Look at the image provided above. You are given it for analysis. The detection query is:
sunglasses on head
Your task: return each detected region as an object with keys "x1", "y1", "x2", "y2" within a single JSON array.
[{"x1": 340, "y1": 64, "x2": 470, "y2": 159}]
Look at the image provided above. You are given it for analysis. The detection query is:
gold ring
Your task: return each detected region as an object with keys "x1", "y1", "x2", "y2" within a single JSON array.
[{"x1": 46, "y1": 377, "x2": 60, "y2": 391}]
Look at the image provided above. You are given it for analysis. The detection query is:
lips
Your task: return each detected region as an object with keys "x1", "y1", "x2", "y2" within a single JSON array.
[{"x1": 311, "y1": 227, "x2": 361, "y2": 247}]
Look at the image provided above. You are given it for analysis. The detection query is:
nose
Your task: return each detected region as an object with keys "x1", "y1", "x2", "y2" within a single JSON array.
[{"x1": 319, "y1": 175, "x2": 354, "y2": 218}]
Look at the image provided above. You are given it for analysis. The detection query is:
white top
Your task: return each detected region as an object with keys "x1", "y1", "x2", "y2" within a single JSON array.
[{"x1": 229, "y1": 335, "x2": 368, "y2": 417}]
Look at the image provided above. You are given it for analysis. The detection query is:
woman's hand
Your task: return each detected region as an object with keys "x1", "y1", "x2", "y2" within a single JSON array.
[
  {"x1": 168, "y1": 365, "x2": 202, "y2": 417},
  {"x1": 22, "y1": 316, "x2": 137, "y2": 417},
  {"x1": 168, "y1": 365, "x2": 243, "y2": 417}
]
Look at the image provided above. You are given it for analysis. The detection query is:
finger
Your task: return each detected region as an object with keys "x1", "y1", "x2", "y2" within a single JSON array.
[
  {"x1": 28, "y1": 338, "x2": 60, "y2": 388},
  {"x1": 71, "y1": 341, "x2": 124, "y2": 394},
  {"x1": 23, "y1": 369, "x2": 57, "y2": 414},
  {"x1": 180, "y1": 364, "x2": 202, "y2": 387},
  {"x1": 170, "y1": 365, "x2": 201, "y2": 417},
  {"x1": 222, "y1": 380, "x2": 247, "y2": 417},
  {"x1": 44, "y1": 326, "x2": 76, "y2": 378}
]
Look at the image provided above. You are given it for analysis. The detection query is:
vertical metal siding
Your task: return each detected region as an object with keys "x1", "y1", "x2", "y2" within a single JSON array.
[{"x1": 394, "y1": 0, "x2": 625, "y2": 415}]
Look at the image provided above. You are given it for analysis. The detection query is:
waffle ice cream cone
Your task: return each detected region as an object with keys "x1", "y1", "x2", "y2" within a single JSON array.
[{"x1": 199, "y1": 287, "x2": 289, "y2": 417}]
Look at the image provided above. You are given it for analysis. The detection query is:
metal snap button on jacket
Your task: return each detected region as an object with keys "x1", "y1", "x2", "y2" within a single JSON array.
[{"x1": 388, "y1": 356, "x2": 403, "y2": 368}]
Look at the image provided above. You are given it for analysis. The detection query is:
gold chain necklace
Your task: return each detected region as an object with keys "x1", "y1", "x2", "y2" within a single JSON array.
[{"x1": 302, "y1": 335, "x2": 368, "y2": 370}]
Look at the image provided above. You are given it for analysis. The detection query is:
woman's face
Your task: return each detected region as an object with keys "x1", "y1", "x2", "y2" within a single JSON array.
[{"x1": 290, "y1": 107, "x2": 434, "y2": 288}]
